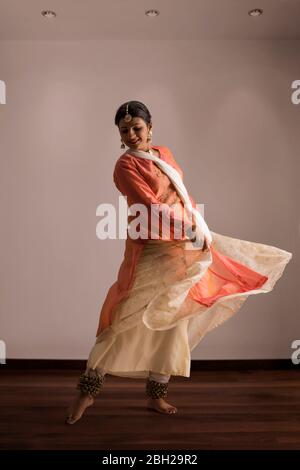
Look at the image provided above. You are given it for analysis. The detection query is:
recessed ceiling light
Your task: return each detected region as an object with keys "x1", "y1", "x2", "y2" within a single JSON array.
[
  {"x1": 145, "y1": 9, "x2": 159, "y2": 17},
  {"x1": 41, "y1": 10, "x2": 57, "y2": 19},
  {"x1": 248, "y1": 8, "x2": 263, "y2": 17}
]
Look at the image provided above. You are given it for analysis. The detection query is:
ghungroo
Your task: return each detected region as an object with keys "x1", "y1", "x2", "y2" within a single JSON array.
[
  {"x1": 146, "y1": 378, "x2": 168, "y2": 399},
  {"x1": 76, "y1": 370, "x2": 105, "y2": 398}
]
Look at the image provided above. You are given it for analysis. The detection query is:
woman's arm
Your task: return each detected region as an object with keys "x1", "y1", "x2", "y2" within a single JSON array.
[{"x1": 114, "y1": 157, "x2": 193, "y2": 240}]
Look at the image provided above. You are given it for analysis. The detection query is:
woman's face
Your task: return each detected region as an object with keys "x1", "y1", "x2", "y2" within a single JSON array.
[{"x1": 118, "y1": 117, "x2": 151, "y2": 150}]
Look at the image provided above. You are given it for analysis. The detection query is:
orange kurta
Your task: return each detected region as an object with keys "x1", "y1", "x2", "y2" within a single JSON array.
[{"x1": 96, "y1": 145, "x2": 271, "y2": 337}]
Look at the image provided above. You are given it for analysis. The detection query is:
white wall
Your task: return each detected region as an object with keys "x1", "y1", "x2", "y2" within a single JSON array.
[{"x1": 0, "y1": 40, "x2": 298, "y2": 359}]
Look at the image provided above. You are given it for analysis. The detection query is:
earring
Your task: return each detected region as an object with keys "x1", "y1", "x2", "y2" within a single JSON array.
[
  {"x1": 120, "y1": 139, "x2": 125, "y2": 149},
  {"x1": 147, "y1": 129, "x2": 153, "y2": 142}
]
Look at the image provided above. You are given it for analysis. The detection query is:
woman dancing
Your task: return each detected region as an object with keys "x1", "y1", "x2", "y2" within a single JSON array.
[{"x1": 65, "y1": 100, "x2": 292, "y2": 424}]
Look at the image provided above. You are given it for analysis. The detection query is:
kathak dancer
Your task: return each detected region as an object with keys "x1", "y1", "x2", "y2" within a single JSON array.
[{"x1": 65, "y1": 100, "x2": 292, "y2": 424}]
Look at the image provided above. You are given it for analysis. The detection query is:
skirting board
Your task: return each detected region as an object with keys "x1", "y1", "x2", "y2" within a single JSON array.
[{"x1": 2, "y1": 359, "x2": 297, "y2": 370}]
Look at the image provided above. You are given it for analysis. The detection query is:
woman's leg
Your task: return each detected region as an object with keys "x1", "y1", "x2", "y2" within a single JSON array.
[
  {"x1": 65, "y1": 367, "x2": 106, "y2": 425},
  {"x1": 146, "y1": 371, "x2": 177, "y2": 415},
  {"x1": 76, "y1": 367, "x2": 107, "y2": 396},
  {"x1": 149, "y1": 371, "x2": 171, "y2": 383}
]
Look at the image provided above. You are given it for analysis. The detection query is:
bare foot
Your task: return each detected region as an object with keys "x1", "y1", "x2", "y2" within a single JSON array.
[
  {"x1": 147, "y1": 397, "x2": 178, "y2": 414},
  {"x1": 65, "y1": 391, "x2": 94, "y2": 425}
]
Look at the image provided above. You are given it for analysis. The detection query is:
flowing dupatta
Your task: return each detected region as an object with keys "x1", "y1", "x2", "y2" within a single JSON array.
[{"x1": 96, "y1": 145, "x2": 291, "y2": 339}]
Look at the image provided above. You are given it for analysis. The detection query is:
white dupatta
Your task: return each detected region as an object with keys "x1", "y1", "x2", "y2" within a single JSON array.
[{"x1": 126, "y1": 148, "x2": 212, "y2": 248}]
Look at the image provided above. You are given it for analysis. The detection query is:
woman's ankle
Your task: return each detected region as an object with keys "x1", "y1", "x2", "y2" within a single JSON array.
[{"x1": 76, "y1": 369, "x2": 105, "y2": 398}]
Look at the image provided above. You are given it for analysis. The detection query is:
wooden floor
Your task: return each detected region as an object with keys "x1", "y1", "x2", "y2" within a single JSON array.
[{"x1": 0, "y1": 368, "x2": 300, "y2": 450}]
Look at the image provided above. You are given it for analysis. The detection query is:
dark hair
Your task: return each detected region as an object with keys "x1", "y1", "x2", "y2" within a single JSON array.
[{"x1": 114, "y1": 100, "x2": 152, "y2": 127}]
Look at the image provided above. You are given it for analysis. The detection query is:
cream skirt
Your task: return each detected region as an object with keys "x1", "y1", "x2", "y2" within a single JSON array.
[{"x1": 86, "y1": 231, "x2": 292, "y2": 379}]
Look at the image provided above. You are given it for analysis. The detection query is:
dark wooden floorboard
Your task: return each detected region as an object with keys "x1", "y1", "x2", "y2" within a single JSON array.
[{"x1": 0, "y1": 369, "x2": 300, "y2": 450}]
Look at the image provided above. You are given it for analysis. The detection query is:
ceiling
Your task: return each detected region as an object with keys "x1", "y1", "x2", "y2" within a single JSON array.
[{"x1": 0, "y1": 0, "x2": 299, "y2": 40}]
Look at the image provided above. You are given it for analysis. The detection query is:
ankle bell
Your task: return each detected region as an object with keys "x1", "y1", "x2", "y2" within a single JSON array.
[
  {"x1": 76, "y1": 370, "x2": 105, "y2": 398},
  {"x1": 146, "y1": 378, "x2": 168, "y2": 399}
]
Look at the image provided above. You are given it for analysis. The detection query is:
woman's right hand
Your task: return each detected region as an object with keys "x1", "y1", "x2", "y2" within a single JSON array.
[
  {"x1": 201, "y1": 234, "x2": 211, "y2": 252},
  {"x1": 189, "y1": 213, "x2": 211, "y2": 252}
]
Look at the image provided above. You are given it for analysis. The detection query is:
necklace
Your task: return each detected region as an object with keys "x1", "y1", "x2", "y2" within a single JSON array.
[{"x1": 130, "y1": 146, "x2": 157, "y2": 158}]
